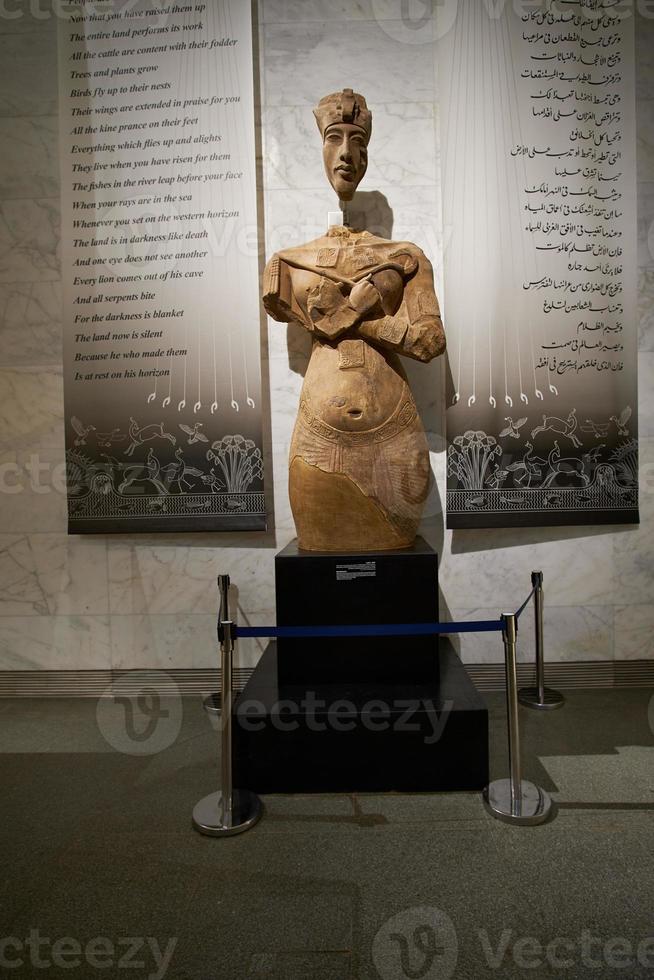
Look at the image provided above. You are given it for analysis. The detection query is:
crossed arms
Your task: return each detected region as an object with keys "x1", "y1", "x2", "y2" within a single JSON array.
[{"x1": 262, "y1": 245, "x2": 445, "y2": 363}]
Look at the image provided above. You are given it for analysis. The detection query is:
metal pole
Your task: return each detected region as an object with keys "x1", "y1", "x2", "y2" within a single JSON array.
[
  {"x1": 203, "y1": 574, "x2": 230, "y2": 715},
  {"x1": 218, "y1": 574, "x2": 230, "y2": 620},
  {"x1": 339, "y1": 197, "x2": 349, "y2": 227},
  {"x1": 221, "y1": 619, "x2": 234, "y2": 826},
  {"x1": 504, "y1": 613, "x2": 521, "y2": 814},
  {"x1": 192, "y1": 619, "x2": 262, "y2": 837},
  {"x1": 483, "y1": 613, "x2": 553, "y2": 826},
  {"x1": 519, "y1": 571, "x2": 564, "y2": 711},
  {"x1": 535, "y1": 575, "x2": 545, "y2": 704}
]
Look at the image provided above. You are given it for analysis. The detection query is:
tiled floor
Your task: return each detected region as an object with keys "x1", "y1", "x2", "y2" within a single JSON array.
[{"x1": 1, "y1": 688, "x2": 653, "y2": 978}]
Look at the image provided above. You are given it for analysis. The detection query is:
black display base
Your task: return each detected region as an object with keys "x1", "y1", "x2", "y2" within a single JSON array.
[
  {"x1": 232, "y1": 640, "x2": 489, "y2": 794},
  {"x1": 275, "y1": 536, "x2": 439, "y2": 686}
]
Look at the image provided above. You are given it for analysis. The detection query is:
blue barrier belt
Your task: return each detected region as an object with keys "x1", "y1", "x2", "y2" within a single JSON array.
[{"x1": 233, "y1": 620, "x2": 504, "y2": 639}]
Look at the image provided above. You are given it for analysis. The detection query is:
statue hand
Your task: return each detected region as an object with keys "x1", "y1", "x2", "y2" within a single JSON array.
[
  {"x1": 349, "y1": 276, "x2": 381, "y2": 316},
  {"x1": 308, "y1": 277, "x2": 347, "y2": 317},
  {"x1": 308, "y1": 277, "x2": 359, "y2": 338}
]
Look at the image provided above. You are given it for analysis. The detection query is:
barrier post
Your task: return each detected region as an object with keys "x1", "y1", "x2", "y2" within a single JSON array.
[
  {"x1": 192, "y1": 620, "x2": 262, "y2": 837},
  {"x1": 518, "y1": 571, "x2": 564, "y2": 711},
  {"x1": 483, "y1": 613, "x2": 552, "y2": 825},
  {"x1": 203, "y1": 574, "x2": 230, "y2": 715}
]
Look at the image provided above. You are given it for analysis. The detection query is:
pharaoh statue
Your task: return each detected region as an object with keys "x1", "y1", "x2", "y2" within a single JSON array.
[{"x1": 263, "y1": 89, "x2": 446, "y2": 551}]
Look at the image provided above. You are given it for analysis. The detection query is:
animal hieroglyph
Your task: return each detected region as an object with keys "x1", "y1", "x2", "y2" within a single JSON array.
[{"x1": 531, "y1": 408, "x2": 582, "y2": 449}]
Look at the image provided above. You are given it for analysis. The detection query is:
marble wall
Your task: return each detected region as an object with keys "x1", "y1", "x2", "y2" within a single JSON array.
[{"x1": 0, "y1": 0, "x2": 652, "y2": 672}]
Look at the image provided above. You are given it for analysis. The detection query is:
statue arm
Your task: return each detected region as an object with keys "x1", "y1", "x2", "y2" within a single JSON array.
[
  {"x1": 262, "y1": 247, "x2": 446, "y2": 359},
  {"x1": 262, "y1": 253, "x2": 361, "y2": 339},
  {"x1": 262, "y1": 254, "x2": 297, "y2": 324},
  {"x1": 262, "y1": 252, "x2": 358, "y2": 336},
  {"x1": 356, "y1": 250, "x2": 446, "y2": 363}
]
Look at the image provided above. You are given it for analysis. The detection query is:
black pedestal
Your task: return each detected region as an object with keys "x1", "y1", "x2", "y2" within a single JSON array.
[
  {"x1": 275, "y1": 537, "x2": 439, "y2": 685},
  {"x1": 232, "y1": 641, "x2": 489, "y2": 794}
]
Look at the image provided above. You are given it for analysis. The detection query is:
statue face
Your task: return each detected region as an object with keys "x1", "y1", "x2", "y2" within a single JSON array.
[{"x1": 322, "y1": 122, "x2": 368, "y2": 201}]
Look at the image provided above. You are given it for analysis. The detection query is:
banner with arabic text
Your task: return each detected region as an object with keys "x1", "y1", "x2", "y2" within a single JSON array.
[{"x1": 440, "y1": 1, "x2": 638, "y2": 527}]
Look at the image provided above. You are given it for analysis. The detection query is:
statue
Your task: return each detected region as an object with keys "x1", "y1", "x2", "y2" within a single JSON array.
[{"x1": 263, "y1": 89, "x2": 446, "y2": 551}]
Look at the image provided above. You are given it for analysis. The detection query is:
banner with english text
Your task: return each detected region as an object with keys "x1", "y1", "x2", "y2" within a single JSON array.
[{"x1": 58, "y1": 0, "x2": 265, "y2": 532}]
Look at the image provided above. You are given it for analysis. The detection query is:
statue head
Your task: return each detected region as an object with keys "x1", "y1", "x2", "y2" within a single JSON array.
[{"x1": 314, "y1": 88, "x2": 372, "y2": 202}]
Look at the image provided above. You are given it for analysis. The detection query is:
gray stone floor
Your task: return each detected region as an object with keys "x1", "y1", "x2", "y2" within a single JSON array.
[{"x1": 1, "y1": 688, "x2": 653, "y2": 979}]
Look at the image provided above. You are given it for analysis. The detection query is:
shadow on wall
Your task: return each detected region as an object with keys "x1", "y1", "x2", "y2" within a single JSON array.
[
  {"x1": 450, "y1": 521, "x2": 638, "y2": 555},
  {"x1": 348, "y1": 190, "x2": 394, "y2": 240}
]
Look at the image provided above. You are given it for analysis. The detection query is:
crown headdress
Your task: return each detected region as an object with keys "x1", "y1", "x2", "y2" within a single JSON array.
[{"x1": 313, "y1": 88, "x2": 372, "y2": 142}]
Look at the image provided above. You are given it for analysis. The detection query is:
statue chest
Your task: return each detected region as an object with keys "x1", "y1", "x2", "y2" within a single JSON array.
[{"x1": 289, "y1": 242, "x2": 393, "y2": 319}]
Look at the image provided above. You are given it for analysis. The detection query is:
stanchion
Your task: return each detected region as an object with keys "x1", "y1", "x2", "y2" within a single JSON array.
[
  {"x1": 483, "y1": 613, "x2": 552, "y2": 825},
  {"x1": 193, "y1": 619, "x2": 262, "y2": 837},
  {"x1": 203, "y1": 574, "x2": 230, "y2": 715},
  {"x1": 518, "y1": 571, "x2": 564, "y2": 711}
]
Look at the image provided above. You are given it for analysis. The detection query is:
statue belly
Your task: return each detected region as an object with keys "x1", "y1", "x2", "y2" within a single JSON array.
[
  {"x1": 289, "y1": 340, "x2": 430, "y2": 552},
  {"x1": 301, "y1": 339, "x2": 404, "y2": 430}
]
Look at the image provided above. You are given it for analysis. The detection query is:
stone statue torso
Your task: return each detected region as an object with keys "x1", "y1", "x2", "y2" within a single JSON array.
[
  {"x1": 288, "y1": 232, "x2": 409, "y2": 429},
  {"x1": 263, "y1": 225, "x2": 445, "y2": 551}
]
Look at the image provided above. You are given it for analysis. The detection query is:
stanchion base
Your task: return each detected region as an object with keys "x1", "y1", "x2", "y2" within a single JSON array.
[
  {"x1": 192, "y1": 789, "x2": 262, "y2": 837},
  {"x1": 202, "y1": 692, "x2": 221, "y2": 715},
  {"x1": 483, "y1": 778, "x2": 552, "y2": 826},
  {"x1": 518, "y1": 686, "x2": 565, "y2": 710}
]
